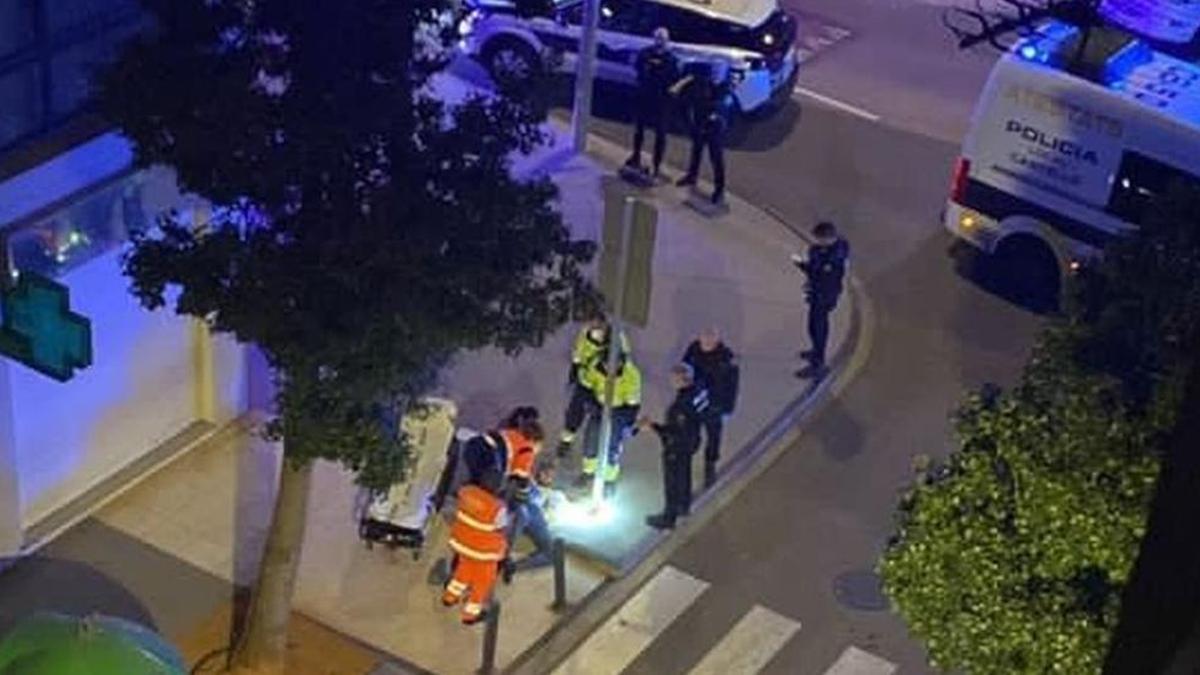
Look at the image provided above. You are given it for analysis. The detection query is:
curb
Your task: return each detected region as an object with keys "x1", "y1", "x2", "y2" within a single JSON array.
[{"x1": 503, "y1": 128, "x2": 877, "y2": 675}]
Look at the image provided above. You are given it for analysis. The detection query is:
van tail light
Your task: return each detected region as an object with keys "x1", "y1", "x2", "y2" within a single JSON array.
[{"x1": 950, "y1": 157, "x2": 970, "y2": 203}]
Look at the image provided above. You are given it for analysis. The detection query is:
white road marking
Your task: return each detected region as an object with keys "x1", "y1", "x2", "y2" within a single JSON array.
[
  {"x1": 551, "y1": 565, "x2": 710, "y2": 675},
  {"x1": 793, "y1": 87, "x2": 882, "y2": 122},
  {"x1": 686, "y1": 605, "x2": 801, "y2": 675},
  {"x1": 822, "y1": 646, "x2": 899, "y2": 675}
]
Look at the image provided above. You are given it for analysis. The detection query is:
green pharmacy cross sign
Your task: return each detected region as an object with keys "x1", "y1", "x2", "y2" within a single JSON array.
[{"x1": 0, "y1": 272, "x2": 92, "y2": 382}]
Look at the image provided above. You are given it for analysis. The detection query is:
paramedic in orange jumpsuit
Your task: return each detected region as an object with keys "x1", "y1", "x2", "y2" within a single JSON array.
[{"x1": 442, "y1": 469, "x2": 509, "y2": 624}]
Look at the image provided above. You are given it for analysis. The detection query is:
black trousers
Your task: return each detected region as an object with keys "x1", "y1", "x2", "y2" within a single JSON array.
[
  {"x1": 807, "y1": 300, "x2": 835, "y2": 367},
  {"x1": 684, "y1": 130, "x2": 725, "y2": 199},
  {"x1": 662, "y1": 448, "x2": 693, "y2": 518},
  {"x1": 563, "y1": 382, "x2": 596, "y2": 435},
  {"x1": 700, "y1": 414, "x2": 723, "y2": 465},
  {"x1": 630, "y1": 105, "x2": 668, "y2": 172}
]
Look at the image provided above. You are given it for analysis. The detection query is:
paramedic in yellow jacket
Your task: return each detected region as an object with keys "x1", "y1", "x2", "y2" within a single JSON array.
[
  {"x1": 574, "y1": 349, "x2": 642, "y2": 498},
  {"x1": 557, "y1": 315, "x2": 631, "y2": 457}
]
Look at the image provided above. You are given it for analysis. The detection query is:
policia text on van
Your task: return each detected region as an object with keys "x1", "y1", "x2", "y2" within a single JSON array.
[{"x1": 944, "y1": 21, "x2": 1200, "y2": 304}]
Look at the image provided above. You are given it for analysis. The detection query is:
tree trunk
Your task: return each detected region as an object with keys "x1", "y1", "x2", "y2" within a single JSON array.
[
  {"x1": 1103, "y1": 346, "x2": 1200, "y2": 675},
  {"x1": 229, "y1": 454, "x2": 314, "y2": 675}
]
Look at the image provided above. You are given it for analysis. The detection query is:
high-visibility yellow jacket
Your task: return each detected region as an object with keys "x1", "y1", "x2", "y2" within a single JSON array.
[
  {"x1": 580, "y1": 358, "x2": 642, "y2": 408},
  {"x1": 571, "y1": 325, "x2": 631, "y2": 368}
]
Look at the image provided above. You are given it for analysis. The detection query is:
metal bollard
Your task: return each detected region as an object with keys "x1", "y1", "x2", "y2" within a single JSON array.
[
  {"x1": 552, "y1": 537, "x2": 567, "y2": 611},
  {"x1": 479, "y1": 600, "x2": 501, "y2": 674}
]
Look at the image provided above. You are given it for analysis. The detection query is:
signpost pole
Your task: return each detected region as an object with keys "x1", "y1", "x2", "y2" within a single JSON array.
[
  {"x1": 592, "y1": 196, "x2": 635, "y2": 506},
  {"x1": 572, "y1": 0, "x2": 601, "y2": 153}
]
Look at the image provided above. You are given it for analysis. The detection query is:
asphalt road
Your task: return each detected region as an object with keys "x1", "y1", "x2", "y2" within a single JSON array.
[{"x1": 534, "y1": 1, "x2": 1044, "y2": 673}]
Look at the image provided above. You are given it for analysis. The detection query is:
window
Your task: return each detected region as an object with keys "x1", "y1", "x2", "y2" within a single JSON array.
[
  {"x1": 45, "y1": 0, "x2": 139, "y2": 34},
  {"x1": 7, "y1": 170, "x2": 174, "y2": 277},
  {"x1": 1107, "y1": 151, "x2": 1200, "y2": 225},
  {"x1": 0, "y1": 65, "x2": 42, "y2": 147},
  {"x1": 0, "y1": 0, "x2": 35, "y2": 59},
  {"x1": 49, "y1": 26, "x2": 134, "y2": 116},
  {"x1": 0, "y1": 0, "x2": 147, "y2": 153}
]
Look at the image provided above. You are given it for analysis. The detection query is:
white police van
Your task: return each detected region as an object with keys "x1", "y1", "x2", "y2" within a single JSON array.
[
  {"x1": 945, "y1": 20, "x2": 1200, "y2": 299},
  {"x1": 458, "y1": 0, "x2": 799, "y2": 114}
]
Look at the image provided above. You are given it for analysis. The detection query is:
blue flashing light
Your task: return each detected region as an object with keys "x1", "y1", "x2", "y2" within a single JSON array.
[{"x1": 1019, "y1": 45, "x2": 1039, "y2": 60}]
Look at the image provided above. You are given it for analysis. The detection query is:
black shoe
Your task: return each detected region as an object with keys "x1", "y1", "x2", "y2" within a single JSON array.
[
  {"x1": 603, "y1": 481, "x2": 617, "y2": 499},
  {"x1": 795, "y1": 364, "x2": 829, "y2": 379},
  {"x1": 711, "y1": 191, "x2": 724, "y2": 205},
  {"x1": 500, "y1": 559, "x2": 515, "y2": 585},
  {"x1": 556, "y1": 440, "x2": 572, "y2": 458},
  {"x1": 676, "y1": 175, "x2": 697, "y2": 187},
  {"x1": 704, "y1": 463, "x2": 718, "y2": 489},
  {"x1": 645, "y1": 513, "x2": 676, "y2": 530}
]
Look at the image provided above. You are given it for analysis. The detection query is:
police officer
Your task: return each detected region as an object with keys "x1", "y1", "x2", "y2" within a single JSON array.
[
  {"x1": 674, "y1": 61, "x2": 736, "y2": 205},
  {"x1": 625, "y1": 27, "x2": 681, "y2": 178},
  {"x1": 641, "y1": 363, "x2": 710, "y2": 530},
  {"x1": 792, "y1": 221, "x2": 850, "y2": 379},
  {"x1": 682, "y1": 328, "x2": 739, "y2": 488}
]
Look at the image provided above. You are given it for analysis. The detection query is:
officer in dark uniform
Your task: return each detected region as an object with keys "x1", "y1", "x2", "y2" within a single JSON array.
[
  {"x1": 640, "y1": 363, "x2": 710, "y2": 530},
  {"x1": 675, "y1": 61, "x2": 736, "y2": 204},
  {"x1": 626, "y1": 27, "x2": 681, "y2": 178},
  {"x1": 682, "y1": 328, "x2": 739, "y2": 488},
  {"x1": 792, "y1": 221, "x2": 850, "y2": 379}
]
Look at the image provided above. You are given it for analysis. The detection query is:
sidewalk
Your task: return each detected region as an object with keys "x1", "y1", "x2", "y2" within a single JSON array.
[{"x1": 0, "y1": 114, "x2": 852, "y2": 674}]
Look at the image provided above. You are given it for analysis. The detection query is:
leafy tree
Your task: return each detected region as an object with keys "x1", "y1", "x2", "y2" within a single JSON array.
[
  {"x1": 879, "y1": 181, "x2": 1200, "y2": 673},
  {"x1": 96, "y1": 1, "x2": 594, "y2": 672}
]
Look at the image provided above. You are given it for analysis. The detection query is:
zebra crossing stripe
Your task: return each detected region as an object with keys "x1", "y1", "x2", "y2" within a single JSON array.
[
  {"x1": 822, "y1": 646, "x2": 898, "y2": 675},
  {"x1": 551, "y1": 565, "x2": 710, "y2": 675},
  {"x1": 685, "y1": 605, "x2": 801, "y2": 675}
]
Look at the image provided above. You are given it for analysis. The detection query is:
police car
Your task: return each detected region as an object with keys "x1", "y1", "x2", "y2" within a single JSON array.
[
  {"x1": 945, "y1": 20, "x2": 1200, "y2": 302},
  {"x1": 458, "y1": 0, "x2": 799, "y2": 115}
]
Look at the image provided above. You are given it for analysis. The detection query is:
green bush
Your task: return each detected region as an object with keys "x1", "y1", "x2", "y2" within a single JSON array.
[{"x1": 880, "y1": 185, "x2": 1200, "y2": 674}]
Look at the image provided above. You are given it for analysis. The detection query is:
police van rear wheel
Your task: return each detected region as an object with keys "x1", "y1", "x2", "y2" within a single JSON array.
[
  {"x1": 484, "y1": 38, "x2": 539, "y2": 91},
  {"x1": 995, "y1": 237, "x2": 1061, "y2": 314}
]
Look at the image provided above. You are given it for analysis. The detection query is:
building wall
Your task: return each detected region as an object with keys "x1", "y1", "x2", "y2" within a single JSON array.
[
  {"x1": 11, "y1": 245, "x2": 199, "y2": 526},
  {"x1": 0, "y1": 140, "x2": 250, "y2": 550}
]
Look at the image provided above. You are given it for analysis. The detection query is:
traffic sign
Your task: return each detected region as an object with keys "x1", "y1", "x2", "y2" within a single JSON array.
[
  {"x1": 599, "y1": 189, "x2": 658, "y2": 328},
  {"x1": 0, "y1": 272, "x2": 92, "y2": 382}
]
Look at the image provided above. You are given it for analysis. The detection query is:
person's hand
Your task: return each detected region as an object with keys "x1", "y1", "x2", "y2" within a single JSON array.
[{"x1": 637, "y1": 416, "x2": 653, "y2": 430}]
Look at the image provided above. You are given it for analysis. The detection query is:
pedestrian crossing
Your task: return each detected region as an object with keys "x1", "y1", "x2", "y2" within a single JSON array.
[{"x1": 554, "y1": 565, "x2": 901, "y2": 675}]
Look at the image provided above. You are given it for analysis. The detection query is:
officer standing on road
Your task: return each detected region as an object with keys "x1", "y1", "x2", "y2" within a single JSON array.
[
  {"x1": 682, "y1": 328, "x2": 739, "y2": 488},
  {"x1": 792, "y1": 221, "x2": 850, "y2": 379},
  {"x1": 641, "y1": 363, "x2": 710, "y2": 530},
  {"x1": 625, "y1": 27, "x2": 681, "y2": 178},
  {"x1": 675, "y1": 61, "x2": 736, "y2": 205}
]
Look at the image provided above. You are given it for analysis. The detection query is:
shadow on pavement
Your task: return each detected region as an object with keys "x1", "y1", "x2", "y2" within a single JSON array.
[
  {"x1": 0, "y1": 555, "x2": 158, "y2": 636},
  {"x1": 948, "y1": 239, "x2": 1059, "y2": 317}
]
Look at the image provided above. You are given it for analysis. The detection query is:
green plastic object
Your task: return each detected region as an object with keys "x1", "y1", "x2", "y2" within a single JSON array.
[
  {"x1": 0, "y1": 272, "x2": 92, "y2": 382},
  {"x1": 0, "y1": 613, "x2": 186, "y2": 675}
]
